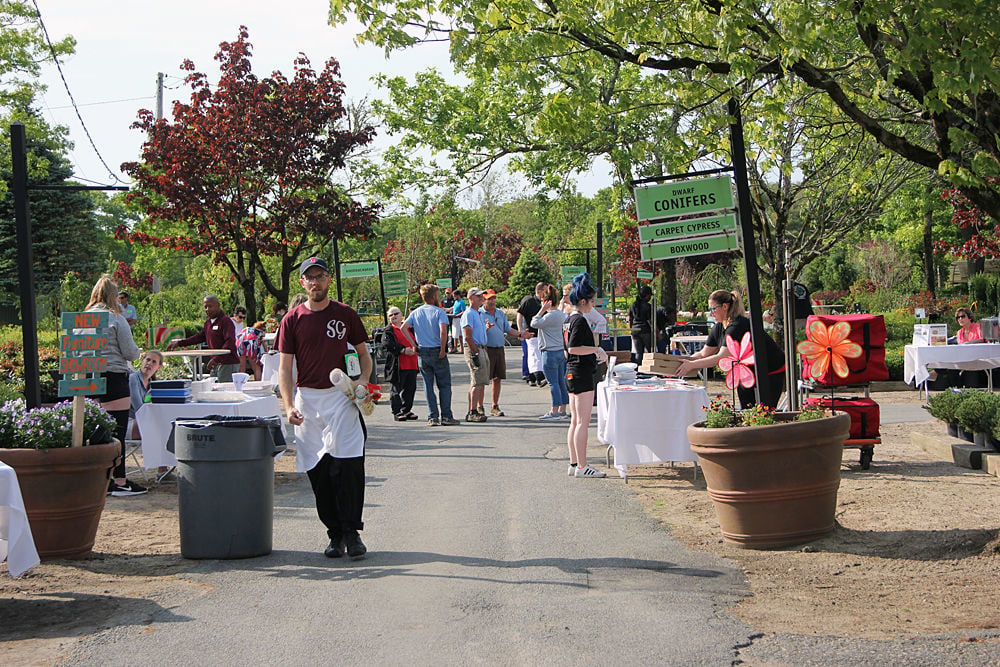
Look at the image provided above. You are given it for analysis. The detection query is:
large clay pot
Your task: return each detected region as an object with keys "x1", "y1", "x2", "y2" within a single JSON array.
[
  {"x1": 0, "y1": 442, "x2": 119, "y2": 560},
  {"x1": 687, "y1": 413, "x2": 850, "y2": 549}
]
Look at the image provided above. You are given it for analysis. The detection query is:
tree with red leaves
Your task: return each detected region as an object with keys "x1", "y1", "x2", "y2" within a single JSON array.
[
  {"x1": 935, "y1": 180, "x2": 1000, "y2": 266},
  {"x1": 120, "y1": 27, "x2": 379, "y2": 319}
]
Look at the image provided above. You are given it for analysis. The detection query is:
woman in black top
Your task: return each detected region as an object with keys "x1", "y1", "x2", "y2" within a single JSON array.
[
  {"x1": 565, "y1": 273, "x2": 609, "y2": 478},
  {"x1": 675, "y1": 289, "x2": 785, "y2": 409},
  {"x1": 629, "y1": 285, "x2": 653, "y2": 362}
]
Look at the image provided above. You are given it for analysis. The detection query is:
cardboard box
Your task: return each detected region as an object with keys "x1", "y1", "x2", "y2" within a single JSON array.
[{"x1": 638, "y1": 355, "x2": 698, "y2": 377}]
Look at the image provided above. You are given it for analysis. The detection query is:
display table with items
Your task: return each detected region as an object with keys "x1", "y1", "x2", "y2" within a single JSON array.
[
  {"x1": 161, "y1": 349, "x2": 231, "y2": 380},
  {"x1": 135, "y1": 393, "x2": 282, "y2": 469},
  {"x1": 0, "y1": 462, "x2": 39, "y2": 578},
  {"x1": 904, "y1": 343, "x2": 1000, "y2": 392},
  {"x1": 596, "y1": 378, "x2": 709, "y2": 481}
]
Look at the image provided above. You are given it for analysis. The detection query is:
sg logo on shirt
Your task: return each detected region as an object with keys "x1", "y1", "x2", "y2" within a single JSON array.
[{"x1": 326, "y1": 319, "x2": 347, "y2": 339}]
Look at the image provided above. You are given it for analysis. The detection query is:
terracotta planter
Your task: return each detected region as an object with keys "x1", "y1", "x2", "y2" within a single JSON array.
[
  {"x1": 687, "y1": 413, "x2": 851, "y2": 550},
  {"x1": 0, "y1": 442, "x2": 119, "y2": 560}
]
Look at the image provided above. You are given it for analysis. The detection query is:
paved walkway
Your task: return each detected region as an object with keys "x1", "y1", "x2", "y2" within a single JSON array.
[{"x1": 68, "y1": 351, "x2": 999, "y2": 665}]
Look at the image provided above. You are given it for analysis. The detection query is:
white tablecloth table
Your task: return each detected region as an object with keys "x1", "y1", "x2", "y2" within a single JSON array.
[
  {"x1": 596, "y1": 380, "x2": 710, "y2": 479},
  {"x1": 904, "y1": 343, "x2": 1000, "y2": 387},
  {"x1": 135, "y1": 395, "x2": 282, "y2": 468},
  {"x1": 0, "y1": 462, "x2": 39, "y2": 578}
]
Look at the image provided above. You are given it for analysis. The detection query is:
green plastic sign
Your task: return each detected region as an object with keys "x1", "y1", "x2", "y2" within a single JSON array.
[
  {"x1": 640, "y1": 233, "x2": 740, "y2": 261},
  {"x1": 61, "y1": 311, "x2": 109, "y2": 330},
  {"x1": 436, "y1": 278, "x2": 453, "y2": 290},
  {"x1": 637, "y1": 270, "x2": 654, "y2": 280},
  {"x1": 560, "y1": 265, "x2": 586, "y2": 281},
  {"x1": 58, "y1": 377, "x2": 107, "y2": 397},
  {"x1": 383, "y1": 270, "x2": 408, "y2": 296},
  {"x1": 634, "y1": 176, "x2": 734, "y2": 222},
  {"x1": 341, "y1": 261, "x2": 379, "y2": 279},
  {"x1": 638, "y1": 212, "x2": 739, "y2": 243}
]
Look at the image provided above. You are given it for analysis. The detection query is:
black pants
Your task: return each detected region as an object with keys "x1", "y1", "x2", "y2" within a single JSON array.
[
  {"x1": 306, "y1": 454, "x2": 366, "y2": 537},
  {"x1": 737, "y1": 370, "x2": 785, "y2": 410},
  {"x1": 110, "y1": 409, "x2": 129, "y2": 479},
  {"x1": 390, "y1": 368, "x2": 418, "y2": 416},
  {"x1": 631, "y1": 331, "x2": 652, "y2": 363}
]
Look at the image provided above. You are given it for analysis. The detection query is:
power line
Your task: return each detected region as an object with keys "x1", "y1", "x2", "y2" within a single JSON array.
[
  {"x1": 47, "y1": 95, "x2": 155, "y2": 110},
  {"x1": 31, "y1": 0, "x2": 129, "y2": 186}
]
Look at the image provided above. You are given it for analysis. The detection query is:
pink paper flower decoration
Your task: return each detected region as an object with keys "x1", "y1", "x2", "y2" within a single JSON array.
[{"x1": 719, "y1": 332, "x2": 756, "y2": 389}]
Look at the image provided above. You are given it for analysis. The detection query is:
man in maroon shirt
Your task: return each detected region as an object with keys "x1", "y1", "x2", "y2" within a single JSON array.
[
  {"x1": 278, "y1": 257, "x2": 373, "y2": 560},
  {"x1": 166, "y1": 295, "x2": 239, "y2": 381}
]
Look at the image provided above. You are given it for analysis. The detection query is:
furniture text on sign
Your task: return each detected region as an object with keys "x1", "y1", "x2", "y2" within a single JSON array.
[
  {"x1": 59, "y1": 310, "x2": 109, "y2": 398},
  {"x1": 340, "y1": 261, "x2": 379, "y2": 279},
  {"x1": 638, "y1": 212, "x2": 739, "y2": 243},
  {"x1": 634, "y1": 176, "x2": 734, "y2": 222},
  {"x1": 640, "y1": 233, "x2": 740, "y2": 261}
]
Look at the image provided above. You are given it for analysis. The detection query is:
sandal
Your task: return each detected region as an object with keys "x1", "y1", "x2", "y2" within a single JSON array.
[
  {"x1": 405, "y1": 412, "x2": 419, "y2": 420},
  {"x1": 393, "y1": 414, "x2": 408, "y2": 422}
]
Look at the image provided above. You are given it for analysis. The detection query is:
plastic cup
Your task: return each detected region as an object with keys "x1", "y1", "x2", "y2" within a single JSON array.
[{"x1": 232, "y1": 373, "x2": 250, "y2": 391}]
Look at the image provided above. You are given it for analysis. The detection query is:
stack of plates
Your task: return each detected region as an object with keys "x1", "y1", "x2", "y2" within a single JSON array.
[{"x1": 612, "y1": 362, "x2": 638, "y2": 383}]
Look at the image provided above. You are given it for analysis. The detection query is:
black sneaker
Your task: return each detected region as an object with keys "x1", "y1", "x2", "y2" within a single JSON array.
[
  {"x1": 344, "y1": 531, "x2": 367, "y2": 560},
  {"x1": 324, "y1": 533, "x2": 344, "y2": 558},
  {"x1": 110, "y1": 480, "x2": 148, "y2": 497},
  {"x1": 466, "y1": 411, "x2": 476, "y2": 422},
  {"x1": 440, "y1": 417, "x2": 460, "y2": 426},
  {"x1": 536, "y1": 378, "x2": 548, "y2": 388},
  {"x1": 528, "y1": 379, "x2": 537, "y2": 387}
]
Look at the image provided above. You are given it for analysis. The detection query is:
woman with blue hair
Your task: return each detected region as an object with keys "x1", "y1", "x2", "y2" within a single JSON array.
[{"x1": 564, "y1": 273, "x2": 609, "y2": 478}]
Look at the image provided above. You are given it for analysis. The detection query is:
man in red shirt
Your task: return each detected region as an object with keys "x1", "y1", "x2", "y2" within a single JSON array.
[
  {"x1": 166, "y1": 295, "x2": 239, "y2": 381},
  {"x1": 278, "y1": 257, "x2": 373, "y2": 560}
]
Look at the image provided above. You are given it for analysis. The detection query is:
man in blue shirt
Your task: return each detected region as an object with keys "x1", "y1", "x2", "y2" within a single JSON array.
[
  {"x1": 461, "y1": 288, "x2": 490, "y2": 422},
  {"x1": 405, "y1": 284, "x2": 459, "y2": 426},
  {"x1": 479, "y1": 289, "x2": 517, "y2": 416}
]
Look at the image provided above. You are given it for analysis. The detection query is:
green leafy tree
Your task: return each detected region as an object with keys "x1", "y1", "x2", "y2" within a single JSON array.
[
  {"x1": 0, "y1": 111, "x2": 100, "y2": 305},
  {"x1": 504, "y1": 248, "x2": 553, "y2": 303},
  {"x1": 330, "y1": 0, "x2": 1000, "y2": 221}
]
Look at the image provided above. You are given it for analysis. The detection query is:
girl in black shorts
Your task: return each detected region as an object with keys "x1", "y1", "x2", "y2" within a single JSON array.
[
  {"x1": 85, "y1": 276, "x2": 145, "y2": 496},
  {"x1": 564, "y1": 273, "x2": 609, "y2": 478}
]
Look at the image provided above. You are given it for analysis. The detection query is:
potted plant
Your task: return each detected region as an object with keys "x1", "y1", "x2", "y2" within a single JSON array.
[
  {"x1": 954, "y1": 390, "x2": 1000, "y2": 449},
  {"x1": 924, "y1": 389, "x2": 963, "y2": 437},
  {"x1": 687, "y1": 396, "x2": 851, "y2": 549},
  {"x1": 0, "y1": 398, "x2": 120, "y2": 560}
]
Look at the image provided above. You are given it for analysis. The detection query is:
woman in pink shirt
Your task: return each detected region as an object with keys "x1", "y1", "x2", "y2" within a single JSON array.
[{"x1": 956, "y1": 307, "x2": 985, "y2": 344}]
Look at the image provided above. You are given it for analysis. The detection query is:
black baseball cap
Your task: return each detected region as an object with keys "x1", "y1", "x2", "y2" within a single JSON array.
[{"x1": 299, "y1": 257, "x2": 330, "y2": 276}]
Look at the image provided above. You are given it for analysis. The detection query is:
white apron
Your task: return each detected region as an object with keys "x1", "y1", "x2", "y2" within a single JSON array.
[
  {"x1": 294, "y1": 386, "x2": 365, "y2": 472},
  {"x1": 526, "y1": 336, "x2": 542, "y2": 374}
]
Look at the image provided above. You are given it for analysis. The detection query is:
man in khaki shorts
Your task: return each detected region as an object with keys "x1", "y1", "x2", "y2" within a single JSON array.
[{"x1": 461, "y1": 288, "x2": 491, "y2": 422}]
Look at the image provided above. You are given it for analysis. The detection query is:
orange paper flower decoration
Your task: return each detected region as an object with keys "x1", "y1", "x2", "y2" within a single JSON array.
[{"x1": 796, "y1": 320, "x2": 862, "y2": 379}]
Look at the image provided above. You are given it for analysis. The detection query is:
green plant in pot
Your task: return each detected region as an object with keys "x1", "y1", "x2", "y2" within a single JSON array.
[
  {"x1": 0, "y1": 398, "x2": 121, "y2": 560},
  {"x1": 689, "y1": 394, "x2": 850, "y2": 550},
  {"x1": 954, "y1": 390, "x2": 1000, "y2": 448},
  {"x1": 924, "y1": 389, "x2": 963, "y2": 437}
]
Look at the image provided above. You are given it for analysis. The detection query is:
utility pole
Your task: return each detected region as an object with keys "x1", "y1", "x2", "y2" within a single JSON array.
[{"x1": 156, "y1": 72, "x2": 164, "y2": 120}]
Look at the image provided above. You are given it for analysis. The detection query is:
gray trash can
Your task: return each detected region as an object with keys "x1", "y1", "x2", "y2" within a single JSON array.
[{"x1": 168, "y1": 416, "x2": 286, "y2": 559}]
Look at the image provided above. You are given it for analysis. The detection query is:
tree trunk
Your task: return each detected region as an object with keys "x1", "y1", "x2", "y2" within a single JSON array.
[{"x1": 923, "y1": 183, "x2": 936, "y2": 296}]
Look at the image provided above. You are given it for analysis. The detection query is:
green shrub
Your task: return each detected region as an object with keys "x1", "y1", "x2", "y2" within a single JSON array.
[
  {"x1": 955, "y1": 390, "x2": 1000, "y2": 433},
  {"x1": 925, "y1": 389, "x2": 962, "y2": 423}
]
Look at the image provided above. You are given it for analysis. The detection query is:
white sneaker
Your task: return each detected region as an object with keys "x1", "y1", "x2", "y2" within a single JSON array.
[
  {"x1": 558, "y1": 412, "x2": 571, "y2": 420},
  {"x1": 568, "y1": 464, "x2": 577, "y2": 476},
  {"x1": 575, "y1": 465, "x2": 607, "y2": 478},
  {"x1": 539, "y1": 412, "x2": 562, "y2": 421}
]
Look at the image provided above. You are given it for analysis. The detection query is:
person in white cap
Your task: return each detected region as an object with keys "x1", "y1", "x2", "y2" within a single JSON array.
[{"x1": 278, "y1": 256, "x2": 373, "y2": 560}]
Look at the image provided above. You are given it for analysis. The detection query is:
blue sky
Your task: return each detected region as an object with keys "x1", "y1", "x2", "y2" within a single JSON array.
[{"x1": 35, "y1": 0, "x2": 611, "y2": 198}]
